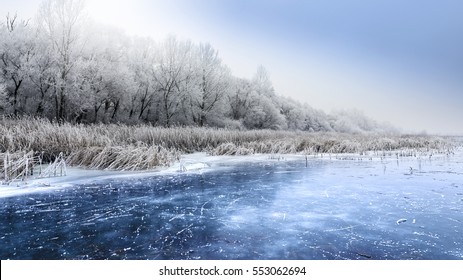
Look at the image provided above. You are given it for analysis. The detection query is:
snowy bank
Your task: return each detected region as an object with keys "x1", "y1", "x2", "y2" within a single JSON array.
[
  {"x1": 0, "y1": 152, "x2": 303, "y2": 198},
  {"x1": 1, "y1": 150, "x2": 461, "y2": 199}
]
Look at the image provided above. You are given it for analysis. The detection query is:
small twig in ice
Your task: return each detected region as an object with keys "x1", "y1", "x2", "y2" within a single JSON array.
[
  {"x1": 324, "y1": 225, "x2": 357, "y2": 232},
  {"x1": 200, "y1": 200, "x2": 211, "y2": 216},
  {"x1": 396, "y1": 218, "x2": 407, "y2": 225},
  {"x1": 176, "y1": 224, "x2": 193, "y2": 235},
  {"x1": 169, "y1": 214, "x2": 185, "y2": 222}
]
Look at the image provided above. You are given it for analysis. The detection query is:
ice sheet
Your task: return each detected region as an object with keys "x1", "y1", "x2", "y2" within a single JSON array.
[{"x1": 1, "y1": 151, "x2": 462, "y2": 259}]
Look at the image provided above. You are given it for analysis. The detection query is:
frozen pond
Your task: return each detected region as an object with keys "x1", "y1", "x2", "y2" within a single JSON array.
[{"x1": 1, "y1": 153, "x2": 462, "y2": 259}]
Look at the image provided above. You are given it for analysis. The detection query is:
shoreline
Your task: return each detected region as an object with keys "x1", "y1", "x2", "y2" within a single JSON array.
[{"x1": 1, "y1": 149, "x2": 461, "y2": 199}]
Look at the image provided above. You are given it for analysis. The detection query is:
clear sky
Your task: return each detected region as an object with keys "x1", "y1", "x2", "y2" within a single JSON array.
[{"x1": 2, "y1": 0, "x2": 463, "y2": 135}]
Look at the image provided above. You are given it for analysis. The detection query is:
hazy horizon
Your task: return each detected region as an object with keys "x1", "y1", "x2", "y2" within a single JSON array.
[{"x1": 2, "y1": 0, "x2": 462, "y2": 135}]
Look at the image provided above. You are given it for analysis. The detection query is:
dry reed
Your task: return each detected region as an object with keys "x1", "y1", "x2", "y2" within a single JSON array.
[{"x1": 0, "y1": 117, "x2": 456, "y2": 170}]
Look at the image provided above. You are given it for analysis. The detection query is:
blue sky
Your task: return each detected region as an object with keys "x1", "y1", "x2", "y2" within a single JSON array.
[{"x1": 2, "y1": 0, "x2": 462, "y2": 134}]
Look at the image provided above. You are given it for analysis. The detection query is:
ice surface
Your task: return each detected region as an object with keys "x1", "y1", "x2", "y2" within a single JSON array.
[{"x1": 0, "y1": 152, "x2": 462, "y2": 259}]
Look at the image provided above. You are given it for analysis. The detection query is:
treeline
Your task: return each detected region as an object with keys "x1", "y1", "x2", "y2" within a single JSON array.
[{"x1": 0, "y1": 0, "x2": 392, "y2": 133}]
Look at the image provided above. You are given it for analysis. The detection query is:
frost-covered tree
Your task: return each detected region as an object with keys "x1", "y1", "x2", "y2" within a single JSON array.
[
  {"x1": 329, "y1": 109, "x2": 387, "y2": 134},
  {"x1": 188, "y1": 43, "x2": 231, "y2": 127},
  {"x1": 252, "y1": 65, "x2": 274, "y2": 97},
  {"x1": 76, "y1": 25, "x2": 133, "y2": 123},
  {"x1": 152, "y1": 36, "x2": 194, "y2": 127},
  {"x1": 278, "y1": 97, "x2": 306, "y2": 130},
  {"x1": 26, "y1": 29, "x2": 55, "y2": 117},
  {"x1": 125, "y1": 37, "x2": 157, "y2": 122},
  {"x1": 227, "y1": 77, "x2": 253, "y2": 122},
  {"x1": 0, "y1": 14, "x2": 36, "y2": 116},
  {"x1": 226, "y1": 71, "x2": 285, "y2": 130},
  {"x1": 243, "y1": 94, "x2": 286, "y2": 130},
  {"x1": 242, "y1": 67, "x2": 285, "y2": 129},
  {"x1": 304, "y1": 106, "x2": 333, "y2": 132},
  {"x1": 36, "y1": 0, "x2": 87, "y2": 121},
  {"x1": 0, "y1": 0, "x2": 393, "y2": 134},
  {"x1": 0, "y1": 77, "x2": 6, "y2": 113}
]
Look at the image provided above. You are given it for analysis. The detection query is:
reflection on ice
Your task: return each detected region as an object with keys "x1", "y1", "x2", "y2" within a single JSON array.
[{"x1": 0, "y1": 152, "x2": 462, "y2": 259}]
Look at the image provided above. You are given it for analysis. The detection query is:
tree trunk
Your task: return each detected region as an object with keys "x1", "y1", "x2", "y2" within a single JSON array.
[
  {"x1": 111, "y1": 100, "x2": 120, "y2": 121},
  {"x1": 12, "y1": 79, "x2": 22, "y2": 116}
]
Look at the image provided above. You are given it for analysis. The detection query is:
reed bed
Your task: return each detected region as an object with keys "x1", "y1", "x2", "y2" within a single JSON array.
[
  {"x1": 0, "y1": 151, "x2": 36, "y2": 182},
  {"x1": 0, "y1": 117, "x2": 457, "y2": 171},
  {"x1": 66, "y1": 145, "x2": 180, "y2": 171}
]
